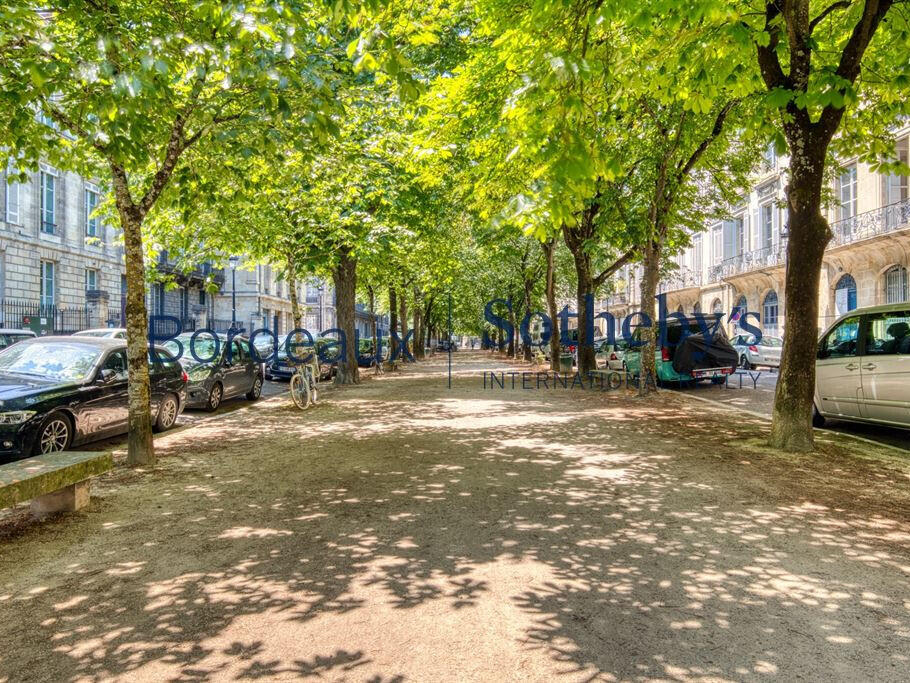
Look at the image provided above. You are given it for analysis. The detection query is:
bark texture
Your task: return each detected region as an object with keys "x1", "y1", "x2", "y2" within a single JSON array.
[
  {"x1": 111, "y1": 165, "x2": 155, "y2": 467},
  {"x1": 332, "y1": 249, "x2": 359, "y2": 385},
  {"x1": 389, "y1": 287, "x2": 399, "y2": 361},
  {"x1": 638, "y1": 241, "x2": 661, "y2": 393},
  {"x1": 542, "y1": 239, "x2": 560, "y2": 372}
]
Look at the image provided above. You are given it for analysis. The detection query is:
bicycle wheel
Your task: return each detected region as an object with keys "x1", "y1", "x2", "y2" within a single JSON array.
[{"x1": 290, "y1": 373, "x2": 309, "y2": 410}]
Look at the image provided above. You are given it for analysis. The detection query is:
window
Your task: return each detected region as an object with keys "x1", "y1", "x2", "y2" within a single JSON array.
[
  {"x1": 865, "y1": 311, "x2": 910, "y2": 355},
  {"x1": 151, "y1": 283, "x2": 164, "y2": 316},
  {"x1": 85, "y1": 188, "x2": 99, "y2": 237},
  {"x1": 85, "y1": 268, "x2": 98, "y2": 291},
  {"x1": 199, "y1": 289, "x2": 206, "y2": 305},
  {"x1": 40, "y1": 261, "x2": 55, "y2": 307},
  {"x1": 40, "y1": 170, "x2": 56, "y2": 234},
  {"x1": 4, "y1": 161, "x2": 20, "y2": 225},
  {"x1": 692, "y1": 234, "x2": 703, "y2": 274},
  {"x1": 760, "y1": 203, "x2": 774, "y2": 251},
  {"x1": 885, "y1": 265, "x2": 908, "y2": 304},
  {"x1": 100, "y1": 350, "x2": 128, "y2": 382},
  {"x1": 837, "y1": 165, "x2": 857, "y2": 221},
  {"x1": 834, "y1": 274, "x2": 857, "y2": 315},
  {"x1": 712, "y1": 298, "x2": 723, "y2": 314},
  {"x1": 762, "y1": 291, "x2": 779, "y2": 335},
  {"x1": 819, "y1": 316, "x2": 859, "y2": 359},
  {"x1": 712, "y1": 225, "x2": 722, "y2": 265},
  {"x1": 762, "y1": 142, "x2": 776, "y2": 171},
  {"x1": 722, "y1": 216, "x2": 744, "y2": 260}
]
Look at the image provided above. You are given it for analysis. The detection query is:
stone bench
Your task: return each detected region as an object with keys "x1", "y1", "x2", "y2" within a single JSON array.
[{"x1": 0, "y1": 451, "x2": 113, "y2": 519}]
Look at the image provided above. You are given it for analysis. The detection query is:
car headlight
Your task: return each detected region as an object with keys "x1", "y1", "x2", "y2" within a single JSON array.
[{"x1": 0, "y1": 411, "x2": 36, "y2": 425}]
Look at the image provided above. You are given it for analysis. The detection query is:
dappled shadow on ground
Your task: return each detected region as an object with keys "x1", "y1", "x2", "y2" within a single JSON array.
[{"x1": 0, "y1": 353, "x2": 908, "y2": 680}]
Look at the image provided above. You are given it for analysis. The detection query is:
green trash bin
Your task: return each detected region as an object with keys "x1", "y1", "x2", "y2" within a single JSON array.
[{"x1": 559, "y1": 353, "x2": 574, "y2": 374}]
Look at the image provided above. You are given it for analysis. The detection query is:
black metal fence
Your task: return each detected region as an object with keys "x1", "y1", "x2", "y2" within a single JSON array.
[{"x1": 0, "y1": 299, "x2": 94, "y2": 334}]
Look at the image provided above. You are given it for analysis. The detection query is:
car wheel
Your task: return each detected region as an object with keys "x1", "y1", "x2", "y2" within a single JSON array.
[
  {"x1": 154, "y1": 394, "x2": 179, "y2": 432},
  {"x1": 812, "y1": 404, "x2": 826, "y2": 428},
  {"x1": 246, "y1": 376, "x2": 263, "y2": 401},
  {"x1": 33, "y1": 412, "x2": 72, "y2": 455},
  {"x1": 207, "y1": 382, "x2": 223, "y2": 412}
]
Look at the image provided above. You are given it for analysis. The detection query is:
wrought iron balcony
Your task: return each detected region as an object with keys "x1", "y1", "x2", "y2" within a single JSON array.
[
  {"x1": 708, "y1": 243, "x2": 788, "y2": 282},
  {"x1": 604, "y1": 292, "x2": 628, "y2": 307},
  {"x1": 658, "y1": 267, "x2": 703, "y2": 294},
  {"x1": 830, "y1": 197, "x2": 910, "y2": 247},
  {"x1": 156, "y1": 251, "x2": 225, "y2": 286}
]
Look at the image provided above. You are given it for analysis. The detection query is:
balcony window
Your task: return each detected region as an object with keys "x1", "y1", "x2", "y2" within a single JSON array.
[
  {"x1": 40, "y1": 171, "x2": 56, "y2": 234},
  {"x1": 85, "y1": 268, "x2": 98, "y2": 291},
  {"x1": 712, "y1": 225, "x2": 722, "y2": 265},
  {"x1": 763, "y1": 291, "x2": 779, "y2": 335},
  {"x1": 85, "y1": 188, "x2": 99, "y2": 237},
  {"x1": 885, "y1": 265, "x2": 908, "y2": 304},
  {"x1": 692, "y1": 234, "x2": 702, "y2": 274},
  {"x1": 4, "y1": 161, "x2": 20, "y2": 225},
  {"x1": 760, "y1": 204, "x2": 774, "y2": 251},
  {"x1": 837, "y1": 165, "x2": 857, "y2": 221},
  {"x1": 835, "y1": 274, "x2": 857, "y2": 315},
  {"x1": 722, "y1": 217, "x2": 744, "y2": 260}
]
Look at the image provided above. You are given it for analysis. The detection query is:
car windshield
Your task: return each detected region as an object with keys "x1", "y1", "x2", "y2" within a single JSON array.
[
  {"x1": 75, "y1": 330, "x2": 111, "y2": 337},
  {"x1": 163, "y1": 334, "x2": 224, "y2": 362},
  {"x1": 0, "y1": 341, "x2": 101, "y2": 381}
]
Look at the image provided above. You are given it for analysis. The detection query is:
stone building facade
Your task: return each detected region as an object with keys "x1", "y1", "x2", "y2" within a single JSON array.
[
  {"x1": 604, "y1": 124, "x2": 910, "y2": 338},
  {"x1": 1, "y1": 161, "x2": 126, "y2": 331}
]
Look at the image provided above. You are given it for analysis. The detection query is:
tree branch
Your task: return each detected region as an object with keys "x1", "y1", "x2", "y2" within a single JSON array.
[
  {"x1": 593, "y1": 247, "x2": 636, "y2": 289},
  {"x1": 809, "y1": 0, "x2": 853, "y2": 33},
  {"x1": 676, "y1": 99, "x2": 739, "y2": 179},
  {"x1": 755, "y1": 2, "x2": 789, "y2": 90}
]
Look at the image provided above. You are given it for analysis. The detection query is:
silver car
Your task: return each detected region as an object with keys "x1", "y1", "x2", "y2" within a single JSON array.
[
  {"x1": 596, "y1": 339, "x2": 628, "y2": 371},
  {"x1": 731, "y1": 334, "x2": 783, "y2": 369},
  {"x1": 814, "y1": 303, "x2": 910, "y2": 429}
]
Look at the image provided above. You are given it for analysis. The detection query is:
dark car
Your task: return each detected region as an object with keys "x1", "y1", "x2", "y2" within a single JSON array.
[
  {"x1": 0, "y1": 336, "x2": 186, "y2": 462},
  {"x1": 164, "y1": 333, "x2": 263, "y2": 411},
  {"x1": 436, "y1": 340, "x2": 458, "y2": 352},
  {"x1": 258, "y1": 338, "x2": 335, "y2": 381}
]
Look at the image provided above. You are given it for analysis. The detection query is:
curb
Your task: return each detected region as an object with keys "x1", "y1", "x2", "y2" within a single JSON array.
[{"x1": 674, "y1": 390, "x2": 908, "y2": 455}]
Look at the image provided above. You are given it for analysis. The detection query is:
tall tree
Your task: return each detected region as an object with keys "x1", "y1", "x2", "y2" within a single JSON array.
[{"x1": 0, "y1": 0, "x2": 337, "y2": 464}]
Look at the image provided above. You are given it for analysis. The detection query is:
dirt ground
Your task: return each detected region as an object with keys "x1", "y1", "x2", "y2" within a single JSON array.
[{"x1": 0, "y1": 352, "x2": 908, "y2": 682}]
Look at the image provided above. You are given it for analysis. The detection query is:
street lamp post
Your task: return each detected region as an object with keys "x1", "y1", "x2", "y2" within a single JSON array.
[{"x1": 228, "y1": 255, "x2": 239, "y2": 331}]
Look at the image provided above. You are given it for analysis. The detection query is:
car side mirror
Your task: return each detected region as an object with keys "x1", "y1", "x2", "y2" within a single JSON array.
[
  {"x1": 816, "y1": 346, "x2": 829, "y2": 360},
  {"x1": 97, "y1": 368, "x2": 117, "y2": 383}
]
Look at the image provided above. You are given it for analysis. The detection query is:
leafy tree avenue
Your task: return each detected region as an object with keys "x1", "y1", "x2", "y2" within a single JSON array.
[{"x1": 0, "y1": 0, "x2": 341, "y2": 465}]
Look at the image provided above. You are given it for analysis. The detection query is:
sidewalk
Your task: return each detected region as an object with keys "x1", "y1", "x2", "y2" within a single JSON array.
[{"x1": 0, "y1": 353, "x2": 908, "y2": 681}]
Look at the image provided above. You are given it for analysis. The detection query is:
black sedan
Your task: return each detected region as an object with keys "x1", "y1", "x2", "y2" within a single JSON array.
[
  {"x1": 164, "y1": 334, "x2": 263, "y2": 410},
  {"x1": 0, "y1": 336, "x2": 186, "y2": 462}
]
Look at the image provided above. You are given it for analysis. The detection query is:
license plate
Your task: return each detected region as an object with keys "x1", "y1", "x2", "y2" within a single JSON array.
[
  {"x1": 694, "y1": 368, "x2": 732, "y2": 378},
  {"x1": 277, "y1": 365, "x2": 292, "y2": 372}
]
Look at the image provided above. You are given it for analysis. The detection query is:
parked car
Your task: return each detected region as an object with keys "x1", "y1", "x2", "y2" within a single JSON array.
[
  {"x1": 0, "y1": 328, "x2": 37, "y2": 350},
  {"x1": 163, "y1": 333, "x2": 263, "y2": 411},
  {"x1": 731, "y1": 334, "x2": 783, "y2": 369},
  {"x1": 624, "y1": 317, "x2": 737, "y2": 385},
  {"x1": 813, "y1": 303, "x2": 910, "y2": 430},
  {"x1": 437, "y1": 340, "x2": 458, "y2": 352},
  {"x1": 0, "y1": 336, "x2": 186, "y2": 462},
  {"x1": 596, "y1": 339, "x2": 629, "y2": 371},
  {"x1": 73, "y1": 327, "x2": 127, "y2": 339}
]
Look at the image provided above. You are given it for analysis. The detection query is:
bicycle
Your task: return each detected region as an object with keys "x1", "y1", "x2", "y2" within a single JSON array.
[{"x1": 290, "y1": 355, "x2": 320, "y2": 410}]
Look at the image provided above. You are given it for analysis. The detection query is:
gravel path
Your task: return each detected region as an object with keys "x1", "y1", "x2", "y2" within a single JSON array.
[{"x1": 0, "y1": 352, "x2": 908, "y2": 682}]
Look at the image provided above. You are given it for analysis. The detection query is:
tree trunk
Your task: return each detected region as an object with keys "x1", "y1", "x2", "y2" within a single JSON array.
[
  {"x1": 399, "y1": 289, "x2": 409, "y2": 361},
  {"x1": 770, "y1": 147, "x2": 830, "y2": 451},
  {"x1": 112, "y1": 170, "x2": 155, "y2": 467},
  {"x1": 389, "y1": 287, "x2": 399, "y2": 360},
  {"x1": 368, "y1": 285, "x2": 378, "y2": 370},
  {"x1": 413, "y1": 288, "x2": 423, "y2": 360},
  {"x1": 288, "y1": 270, "x2": 302, "y2": 331},
  {"x1": 638, "y1": 240, "x2": 661, "y2": 393},
  {"x1": 332, "y1": 248, "x2": 359, "y2": 385},
  {"x1": 542, "y1": 239, "x2": 560, "y2": 372},
  {"x1": 507, "y1": 298, "x2": 517, "y2": 358},
  {"x1": 564, "y1": 231, "x2": 597, "y2": 377}
]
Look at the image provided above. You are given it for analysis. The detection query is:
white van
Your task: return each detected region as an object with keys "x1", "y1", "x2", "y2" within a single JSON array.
[{"x1": 814, "y1": 303, "x2": 910, "y2": 429}]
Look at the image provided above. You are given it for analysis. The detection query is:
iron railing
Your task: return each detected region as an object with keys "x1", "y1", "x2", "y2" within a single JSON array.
[
  {"x1": 830, "y1": 197, "x2": 910, "y2": 246},
  {"x1": 658, "y1": 267, "x2": 703, "y2": 294},
  {"x1": 0, "y1": 299, "x2": 95, "y2": 334}
]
